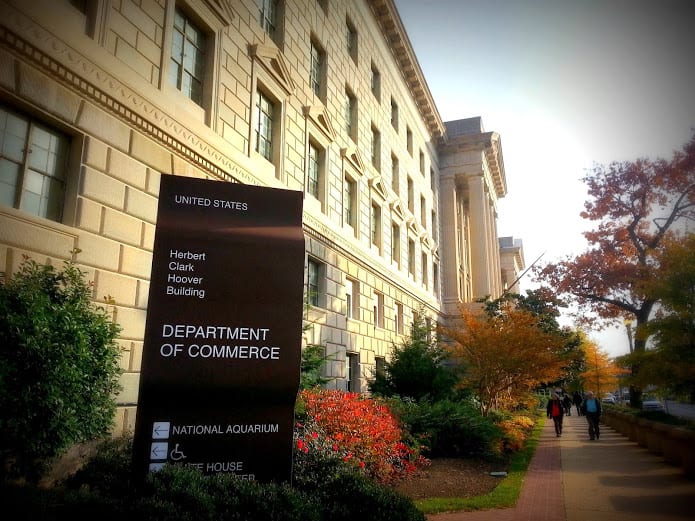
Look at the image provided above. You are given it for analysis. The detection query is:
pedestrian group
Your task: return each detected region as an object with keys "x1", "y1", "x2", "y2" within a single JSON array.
[{"x1": 547, "y1": 390, "x2": 602, "y2": 440}]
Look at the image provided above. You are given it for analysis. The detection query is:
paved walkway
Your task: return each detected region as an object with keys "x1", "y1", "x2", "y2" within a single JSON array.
[{"x1": 428, "y1": 413, "x2": 695, "y2": 521}]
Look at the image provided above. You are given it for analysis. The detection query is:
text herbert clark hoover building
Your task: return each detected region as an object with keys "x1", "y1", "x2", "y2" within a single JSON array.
[{"x1": 0, "y1": 0, "x2": 525, "y2": 434}]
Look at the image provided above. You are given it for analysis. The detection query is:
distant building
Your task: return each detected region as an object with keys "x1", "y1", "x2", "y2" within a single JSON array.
[
  {"x1": 0, "y1": 0, "x2": 522, "y2": 434},
  {"x1": 499, "y1": 236, "x2": 525, "y2": 294}
]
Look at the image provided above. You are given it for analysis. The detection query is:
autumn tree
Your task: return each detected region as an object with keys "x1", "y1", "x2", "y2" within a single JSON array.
[
  {"x1": 482, "y1": 289, "x2": 586, "y2": 390},
  {"x1": 580, "y1": 339, "x2": 624, "y2": 398},
  {"x1": 442, "y1": 306, "x2": 566, "y2": 416},
  {"x1": 620, "y1": 235, "x2": 695, "y2": 401},
  {"x1": 536, "y1": 133, "x2": 695, "y2": 407}
]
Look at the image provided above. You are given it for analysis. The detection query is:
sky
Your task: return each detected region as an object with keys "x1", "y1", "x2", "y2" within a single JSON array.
[{"x1": 393, "y1": 0, "x2": 695, "y2": 357}]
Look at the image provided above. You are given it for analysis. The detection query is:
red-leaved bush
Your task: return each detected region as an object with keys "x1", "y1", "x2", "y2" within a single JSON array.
[{"x1": 295, "y1": 389, "x2": 428, "y2": 484}]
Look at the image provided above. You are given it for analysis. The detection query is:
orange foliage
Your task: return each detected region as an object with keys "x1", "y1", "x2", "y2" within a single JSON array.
[
  {"x1": 580, "y1": 340, "x2": 628, "y2": 396},
  {"x1": 536, "y1": 133, "x2": 695, "y2": 337},
  {"x1": 443, "y1": 307, "x2": 565, "y2": 416}
]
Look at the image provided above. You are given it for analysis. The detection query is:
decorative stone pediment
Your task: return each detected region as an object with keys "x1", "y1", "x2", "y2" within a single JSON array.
[
  {"x1": 205, "y1": 0, "x2": 235, "y2": 25},
  {"x1": 303, "y1": 105, "x2": 336, "y2": 142},
  {"x1": 407, "y1": 217, "x2": 420, "y2": 235},
  {"x1": 420, "y1": 234, "x2": 433, "y2": 250},
  {"x1": 390, "y1": 200, "x2": 405, "y2": 221},
  {"x1": 340, "y1": 146, "x2": 366, "y2": 175},
  {"x1": 369, "y1": 177, "x2": 388, "y2": 201},
  {"x1": 249, "y1": 44, "x2": 295, "y2": 95}
]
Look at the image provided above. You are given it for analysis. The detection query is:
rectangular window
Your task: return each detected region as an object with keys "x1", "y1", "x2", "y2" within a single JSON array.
[
  {"x1": 170, "y1": 8, "x2": 206, "y2": 106},
  {"x1": 390, "y1": 98, "x2": 398, "y2": 130},
  {"x1": 408, "y1": 239, "x2": 415, "y2": 277},
  {"x1": 371, "y1": 125, "x2": 380, "y2": 171},
  {"x1": 391, "y1": 222, "x2": 400, "y2": 267},
  {"x1": 433, "y1": 261, "x2": 439, "y2": 297},
  {"x1": 391, "y1": 154, "x2": 399, "y2": 194},
  {"x1": 371, "y1": 201, "x2": 381, "y2": 250},
  {"x1": 345, "y1": 88, "x2": 357, "y2": 142},
  {"x1": 373, "y1": 291, "x2": 384, "y2": 328},
  {"x1": 375, "y1": 356, "x2": 386, "y2": 377},
  {"x1": 259, "y1": 0, "x2": 279, "y2": 42},
  {"x1": 0, "y1": 105, "x2": 69, "y2": 221},
  {"x1": 345, "y1": 277, "x2": 359, "y2": 319},
  {"x1": 307, "y1": 258, "x2": 321, "y2": 307},
  {"x1": 430, "y1": 167, "x2": 436, "y2": 192},
  {"x1": 406, "y1": 126, "x2": 413, "y2": 155},
  {"x1": 307, "y1": 141, "x2": 321, "y2": 198},
  {"x1": 346, "y1": 352, "x2": 359, "y2": 392},
  {"x1": 407, "y1": 177, "x2": 414, "y2": 212},
  {"x1": 395, "y1": 302, "x2": 404, "y2": 334},
  {"x1": 419, "y1": 150, "x2": 425, "y2": 175},
  {"x1": 344, "y1": 175, "x2": 356, "y2": 229},
  {"x1": 346, "y1": 17, "x2": 357, "y2": 63},
  {"x1": 310, "y1": 39, "x2": 325, "y2": 99},
  {"x1": 420, "y1": 195, "x2": 426, "y2": 226},
  {"x1": 255, "y1": 90, "x2": 274, "y2": 161},
  {"x1": 371, "y1": 62, "x2": 380, "y2": 100},
  {"x1": 422, "y1": 252, "x2": 428, "y2": 288},
  {"x1": 431, "y1": 210, "x2": 437, "y2": 241}
]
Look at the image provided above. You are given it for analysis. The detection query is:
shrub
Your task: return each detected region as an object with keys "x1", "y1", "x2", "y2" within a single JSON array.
[
  {"x1": 29, "y1": 437, "x2": 423, "y2": 521},
  {"x1": 0, "y1": 255, "x2": 122, "y2": 481},
  {"x1": 493, "y1": 414, "x2": 536, "y2": 453},
  {"x1": 296, "y1": 390, "x2": 427, "y2": 484},
  {"x1": 315, "y1": 471, "x2": 425, "y2": 521},
  {"x1": 391, "y1": 398, "x2": 503, "y2": 459},
  {"x1": 369, "y1": 310, "x2": 457, "y2": 402}
]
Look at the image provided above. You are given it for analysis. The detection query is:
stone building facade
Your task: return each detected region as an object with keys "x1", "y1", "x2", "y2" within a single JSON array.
[{"x1": 0, "y1": 0, "x2": 522, "y2": 435}]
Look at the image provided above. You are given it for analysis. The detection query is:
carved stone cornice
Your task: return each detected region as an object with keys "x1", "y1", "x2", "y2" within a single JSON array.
[{"x1": 367, "y1": 0, "x2": 445, "y2": 141}]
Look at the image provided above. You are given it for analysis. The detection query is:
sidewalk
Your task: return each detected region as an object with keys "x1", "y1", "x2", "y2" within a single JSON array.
[{"x1": 428, "y1": 413, "x2": 695, "y2": 521}]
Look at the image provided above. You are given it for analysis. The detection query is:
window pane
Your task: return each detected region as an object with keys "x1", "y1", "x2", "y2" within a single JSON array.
[
  {"x1": 43, "y1": 176, "x2": 64, "y2": 221},
  {"x1": 171, "y1": 31, "x2": 184, "y2": 63},
  {"x1": 21, "y1": 190, "x2": 41, "y2": 216},
  {"x1": 171, "y1": 9, "x2": 206, "y2": 106},
  {"x1": 308, "y1": 143, "x2": 319, "y2": 197},
  {"x1": 0, "y1": 158, "x2": 19, "y2": 206}
]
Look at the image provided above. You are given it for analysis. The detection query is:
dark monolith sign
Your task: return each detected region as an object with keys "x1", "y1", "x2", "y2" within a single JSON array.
[{"x1": 132, "y1": 175, "x2": 305, "y2": 483}]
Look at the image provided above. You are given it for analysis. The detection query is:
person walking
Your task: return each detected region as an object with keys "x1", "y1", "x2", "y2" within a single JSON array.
[
  {"x1": 562, "y1": 393, "x2": 573, "y2": 416},
  {"x1": 581, "y1": 391, "x2": 602, "y2": 440},
  {"x1": 573, "y1": 390, "x2": 583, "y2": 416},
  {"x1": 547, "y1": 393, "x2": 564, "y2": 437}
]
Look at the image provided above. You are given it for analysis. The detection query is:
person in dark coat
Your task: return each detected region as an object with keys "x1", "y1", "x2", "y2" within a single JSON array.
[
  {"x1": 573, "y1": 391, "x2": 583, "y2": 416},
  {"x1": 562, "y1": 394, "x2": 573, "y2": 416},
  {"x1": 580, "y1": 391, "x2": 602, "y2": 440},
  {"x1": 546, "y1": 393, "x2": 564, "y2": 437}
]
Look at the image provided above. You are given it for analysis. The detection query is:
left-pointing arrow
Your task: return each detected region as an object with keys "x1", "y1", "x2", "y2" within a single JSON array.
[{"x1": 150, "y1": 442, "x2": 168, "y2": 459}]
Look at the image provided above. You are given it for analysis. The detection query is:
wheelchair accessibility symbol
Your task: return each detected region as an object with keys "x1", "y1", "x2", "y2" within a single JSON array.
[{"x1": 170, "y1": 443, "x2": 187, "y2": 461}]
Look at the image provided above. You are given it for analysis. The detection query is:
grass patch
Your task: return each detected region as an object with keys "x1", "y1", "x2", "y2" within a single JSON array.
[{"x1": 414, "y1": 415, "x2": 545, "y2": 514}]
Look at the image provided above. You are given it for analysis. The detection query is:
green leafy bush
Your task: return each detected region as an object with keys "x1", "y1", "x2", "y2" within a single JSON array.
[
  {"x1": 391, "y1": 399, "x2": 503, "y2": 459},
  {"x1": 9, "y1": 434, "x2": 424, "y2": 521},
  {"x1": 369, "y1": 310, "x2": 457, "y2": 402},
  {"x1": 0, "y1": 256, "x2": 122, "y2": 480},
  {"x1": 313, "y1": 471, "x2": 425, "y2": 521}
]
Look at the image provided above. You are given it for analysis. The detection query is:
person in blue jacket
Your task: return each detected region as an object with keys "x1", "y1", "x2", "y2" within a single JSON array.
[{"x1": 581, "y1": 391, "x2": 602, "y2": 440}]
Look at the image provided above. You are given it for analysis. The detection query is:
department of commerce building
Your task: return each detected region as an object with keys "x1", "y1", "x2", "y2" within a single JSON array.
[{"x1": 0, "y1": 0, "x2": 524, "y2": 435}]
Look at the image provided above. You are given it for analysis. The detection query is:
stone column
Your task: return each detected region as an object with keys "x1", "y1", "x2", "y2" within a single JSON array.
[
  {"x1": 439, "y1": 175, "x2": 461, "y2": 315},
  {"x1": 468, "y1": 174, "x2": 491, "y2": 298}
]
